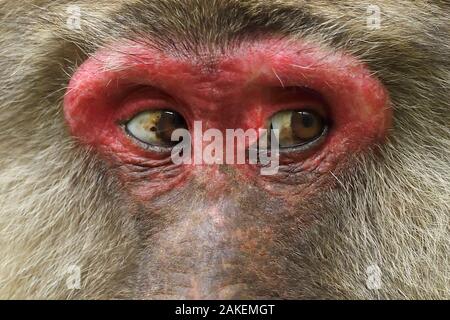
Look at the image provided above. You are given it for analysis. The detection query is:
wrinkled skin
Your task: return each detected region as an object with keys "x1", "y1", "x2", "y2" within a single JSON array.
[{"x1": 0, "y1": 0, "x2": 449, "y2": 299}]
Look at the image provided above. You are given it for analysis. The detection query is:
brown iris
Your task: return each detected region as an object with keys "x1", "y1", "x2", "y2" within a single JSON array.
[
  {"x1": 126, "y1": 110, "x2": 187, "y2": 147},
  {"x1": 269, "y1": 110, "x2": 326, "y2": 148}
]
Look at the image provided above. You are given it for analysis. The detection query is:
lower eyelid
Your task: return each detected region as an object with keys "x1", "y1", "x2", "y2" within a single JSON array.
[
  {"x1": 278, "y1": 125, "x2": 329, "y2": 154},
  {"x1": 122, "y1": 124, "x2": 173, "y2": 153}
]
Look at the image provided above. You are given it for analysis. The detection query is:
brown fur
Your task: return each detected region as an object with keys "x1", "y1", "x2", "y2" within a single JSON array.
[{"x1": 0, "y1": 0, "x2": 448, "y2": 299}]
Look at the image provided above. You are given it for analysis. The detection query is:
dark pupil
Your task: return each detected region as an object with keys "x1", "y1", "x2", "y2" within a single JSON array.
[
  {"x1": 156, "y1": 111, "x2": 187, "y2": 143},
  {"x1": 291, "y1": 111, "x2": 317, "y2": 137}
]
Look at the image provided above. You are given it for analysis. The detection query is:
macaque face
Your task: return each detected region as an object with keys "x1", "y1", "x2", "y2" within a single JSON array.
[
  {"x1": 64, "y1": 36, "x2": 391, "y2": 298},
  {"x1": 0, "y1": 0, "x2": 448, "y2": 299}
]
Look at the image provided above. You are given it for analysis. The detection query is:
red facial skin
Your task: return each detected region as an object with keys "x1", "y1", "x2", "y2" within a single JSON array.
[{"x1": 64, "y1": 38, "x2": 391, "y2": 201}]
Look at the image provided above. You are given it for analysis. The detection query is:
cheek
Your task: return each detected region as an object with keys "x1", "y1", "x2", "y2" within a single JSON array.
[{"x1": 64, "y1": 38, "x2": 391, "y2": 202}]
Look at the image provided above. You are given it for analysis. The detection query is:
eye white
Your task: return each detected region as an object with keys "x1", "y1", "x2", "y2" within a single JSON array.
[
  {"x1": 126, "y1": 111, "x2": 160, "y2": 144},
  {"x1": 270, "y1": 111, "x2": 294, "y2": 146}
]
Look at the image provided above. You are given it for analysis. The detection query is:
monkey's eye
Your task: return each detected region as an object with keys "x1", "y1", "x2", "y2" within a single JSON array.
[
  {"x1": 269, "y1": 110, "x2": 327, "y2": 149},
  {"x1": 125, "y1": 110, "x2": 187, "y2": 148}
]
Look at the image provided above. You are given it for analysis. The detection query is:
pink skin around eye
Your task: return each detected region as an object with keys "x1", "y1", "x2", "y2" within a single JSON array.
[{"x1": 64, "y1": 38, "x2": 391, "y2": 199}]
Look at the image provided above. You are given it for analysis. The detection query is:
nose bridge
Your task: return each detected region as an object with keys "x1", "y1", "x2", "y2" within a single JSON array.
[
  {"x1": 189, "y1": 126, "x2": 262, "y2": 169},
  {"x1": 184, "y1": 79, "x2": 252, "y2": 131},
  {"x1": 135, "y1": 187, "x2": 280, "y2": 299}
]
